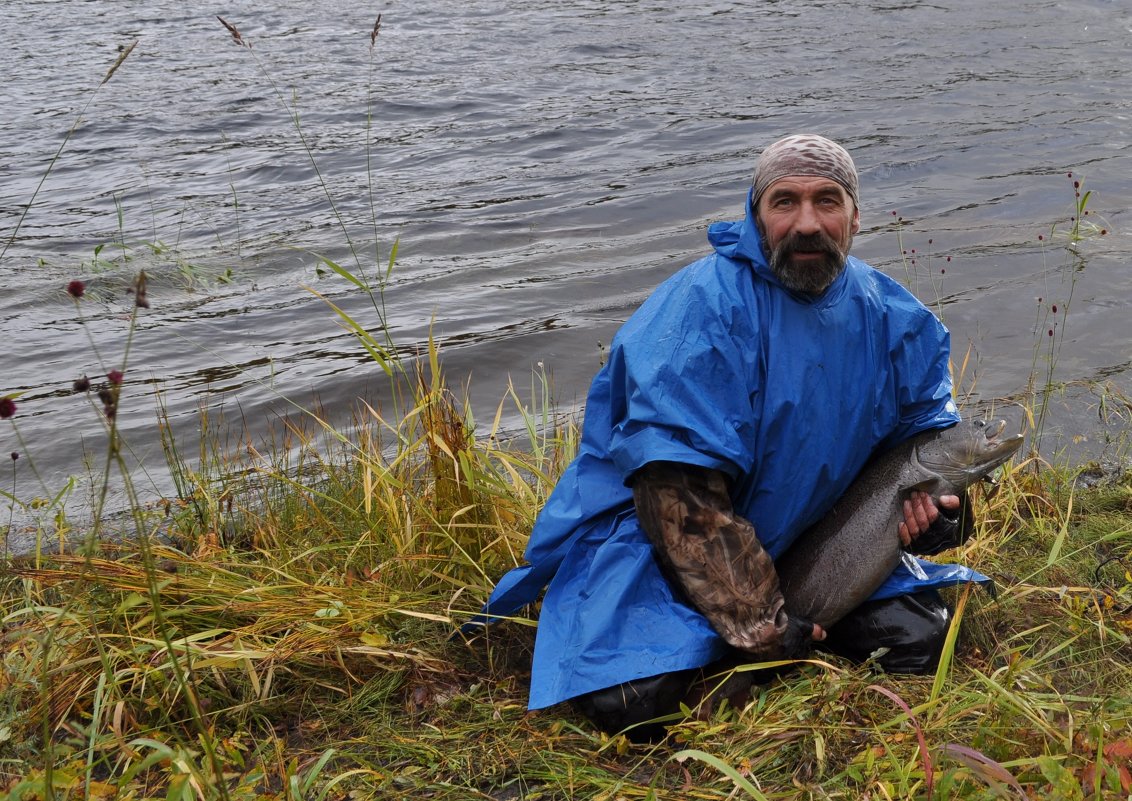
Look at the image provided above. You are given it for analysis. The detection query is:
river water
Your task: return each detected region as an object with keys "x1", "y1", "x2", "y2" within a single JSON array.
[{"x1": 2, "y1": 0, "x2": 1131, "y2": 552}]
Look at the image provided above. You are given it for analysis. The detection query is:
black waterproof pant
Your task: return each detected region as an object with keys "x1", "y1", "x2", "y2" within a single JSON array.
[{"x1": 572, "y1": 589, "x2": 952, "y2": 742}]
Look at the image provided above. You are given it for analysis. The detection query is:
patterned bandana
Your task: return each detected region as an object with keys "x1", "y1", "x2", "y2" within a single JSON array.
[{"x1": 752, "y1": 134, "x2": 859, "y2": 208}]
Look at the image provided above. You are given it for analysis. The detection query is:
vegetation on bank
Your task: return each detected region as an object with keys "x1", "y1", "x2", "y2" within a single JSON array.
[
  {"x1": 2, "y1": 345, "x2": 1131, "y2": 799},
  {"x1": 3, "y1": 19, "x2": 1131, "y2": 801}
]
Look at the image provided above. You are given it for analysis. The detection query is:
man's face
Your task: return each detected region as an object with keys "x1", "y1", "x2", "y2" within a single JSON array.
[{"x1": 755, "y1": 176, "x2": 860, "y2": 295}]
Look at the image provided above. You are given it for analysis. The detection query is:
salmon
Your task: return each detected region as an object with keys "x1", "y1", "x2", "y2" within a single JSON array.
[{"x1": 776, "y1": 418, "x2": 1024, "y2": 629}]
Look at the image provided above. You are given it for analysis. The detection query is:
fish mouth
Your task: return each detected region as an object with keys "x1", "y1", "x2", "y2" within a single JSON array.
[
  {"x1": 966, "y1": 418, "x2": 1025, "y2": 476},
  {"x1": 981, "y1": 418, "x2": 1007, "y2": 440},
  {"x1": 979, "y1": 417, "x2": 1025, "y2": 450}
]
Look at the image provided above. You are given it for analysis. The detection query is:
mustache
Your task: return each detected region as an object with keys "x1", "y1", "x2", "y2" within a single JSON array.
[
  {"x1": 777, "y1": 231, "x2": 842, "y2": 256},
  {"x1": 767, "y1": 228, "x2": 848, "y2": 295}
]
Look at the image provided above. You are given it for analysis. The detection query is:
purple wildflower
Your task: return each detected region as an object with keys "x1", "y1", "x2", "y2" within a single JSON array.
[
  {"x1": 107, "y1": 370, "x2": 124, "y2": 385},
  {"x1": 67, "y1": 280, "x2": 86, "y2": 299},
  {"x1": 0, "y1": 397, "x2": 16, "y2": 419},
  {"x1": 97, "y1": 386, "x2": 117, "y2": 420}
]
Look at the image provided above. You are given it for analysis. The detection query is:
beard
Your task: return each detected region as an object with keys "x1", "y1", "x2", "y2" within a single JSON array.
[{"x1": 765, "y1": 230, "x2": 851, "y2": 296}]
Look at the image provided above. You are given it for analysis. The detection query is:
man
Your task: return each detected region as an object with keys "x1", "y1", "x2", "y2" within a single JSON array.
[{"x1": 481, "y1": 134, "x2": 980, "y2": 741}]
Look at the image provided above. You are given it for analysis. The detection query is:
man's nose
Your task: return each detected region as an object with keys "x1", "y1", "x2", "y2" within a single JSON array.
[{"x1": 794, "y1": 202, "x2": 821, "y2": 234}]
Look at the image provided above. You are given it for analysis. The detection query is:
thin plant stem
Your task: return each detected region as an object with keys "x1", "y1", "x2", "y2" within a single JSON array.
[{"x1": 0, "y1": 41, "x2": 137, "y2": 265}]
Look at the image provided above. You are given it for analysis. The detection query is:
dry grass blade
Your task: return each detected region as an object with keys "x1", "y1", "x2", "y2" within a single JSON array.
[
  {"x1": 940, "y1": 743, "x2": 1027, "y2": 797},
  {"x1": 102, "y1": 39, "x2": 138, "y2": 85},
  {"x1": 669, "y1": 749, "x2": 770, "y2": 800},
  {"x1": 370, "y1": 14, "x2": 383, "y2": 47},
  {"x1": 217, "y1": 15, "x2": 250, "y2": 48}
]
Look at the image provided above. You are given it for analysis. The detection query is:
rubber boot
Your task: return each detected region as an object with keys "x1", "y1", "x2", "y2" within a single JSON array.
[{"x1": 820, "y1": 589, "x2": 952, "y2": 674}]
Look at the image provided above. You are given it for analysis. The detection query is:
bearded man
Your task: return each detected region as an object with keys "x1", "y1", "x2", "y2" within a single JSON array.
[{"x1": 479, "y1": 134, "x2": 980, "y2": 741}]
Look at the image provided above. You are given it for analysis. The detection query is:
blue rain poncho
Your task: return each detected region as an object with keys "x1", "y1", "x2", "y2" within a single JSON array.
[{"x1": 484, "y1": 189, "x2": 985, "y2": 710}]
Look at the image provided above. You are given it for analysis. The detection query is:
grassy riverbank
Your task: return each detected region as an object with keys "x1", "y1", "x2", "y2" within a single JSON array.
[{"x1": 2, "y1": 349, "x2": 1131, "y2": 799}]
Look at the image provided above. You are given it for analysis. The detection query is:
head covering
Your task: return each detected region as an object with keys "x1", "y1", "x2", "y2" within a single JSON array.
[{"x1": 752, "y1": 134, "x2": 859, "y2": 208}]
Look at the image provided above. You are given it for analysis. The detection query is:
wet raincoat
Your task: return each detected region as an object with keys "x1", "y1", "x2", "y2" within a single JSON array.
[{"x1": 483, "y1": 189, "x2": 986, "y2": 710}]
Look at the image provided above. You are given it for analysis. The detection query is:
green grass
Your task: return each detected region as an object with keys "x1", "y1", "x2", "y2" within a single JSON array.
[{"x1": 2, "y1": 360, "x2": 1131, "y2": 799}]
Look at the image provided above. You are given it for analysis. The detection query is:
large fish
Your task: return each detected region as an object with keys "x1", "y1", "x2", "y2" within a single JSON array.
[{"x1": 776, "y1": 418, "x2": 1024, "y2": 629}]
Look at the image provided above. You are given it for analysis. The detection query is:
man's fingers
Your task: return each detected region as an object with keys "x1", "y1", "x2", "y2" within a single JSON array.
[
  {"x1": 901, "y1": 492, "x2": 942, "y2": 542},
  {"x1": 812, "y1": 624, "x2": 826, "y2": 641},
  {"x1": 913, "y1": 493, "x2": 933, "y2": 529},
  {"x1": 902, "y1": 498, "x2": 926, "y2": 539}
]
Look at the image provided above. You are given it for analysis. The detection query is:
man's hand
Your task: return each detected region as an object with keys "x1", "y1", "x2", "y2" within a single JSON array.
[
  {"x1": 780, "y1": 616, "x2": 827, "y2": 659},
  {"x1": 898, "y1": 492, "x2": 960, "y2": 547}
]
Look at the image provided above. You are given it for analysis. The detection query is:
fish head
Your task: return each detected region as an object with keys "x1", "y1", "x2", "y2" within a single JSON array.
[{"x1": 914, "y1": 418, "x2": 1025, "y2": 489}]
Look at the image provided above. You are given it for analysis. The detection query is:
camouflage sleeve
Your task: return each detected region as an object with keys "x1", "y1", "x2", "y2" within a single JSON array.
[{"x1": 631, "y1": 461, "x2": 815, "y2": 660}]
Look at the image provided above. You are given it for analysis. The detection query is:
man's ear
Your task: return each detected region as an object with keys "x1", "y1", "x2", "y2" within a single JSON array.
[{"x1": 851, "y1": 206, "x2": 861, "y2": 235}]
